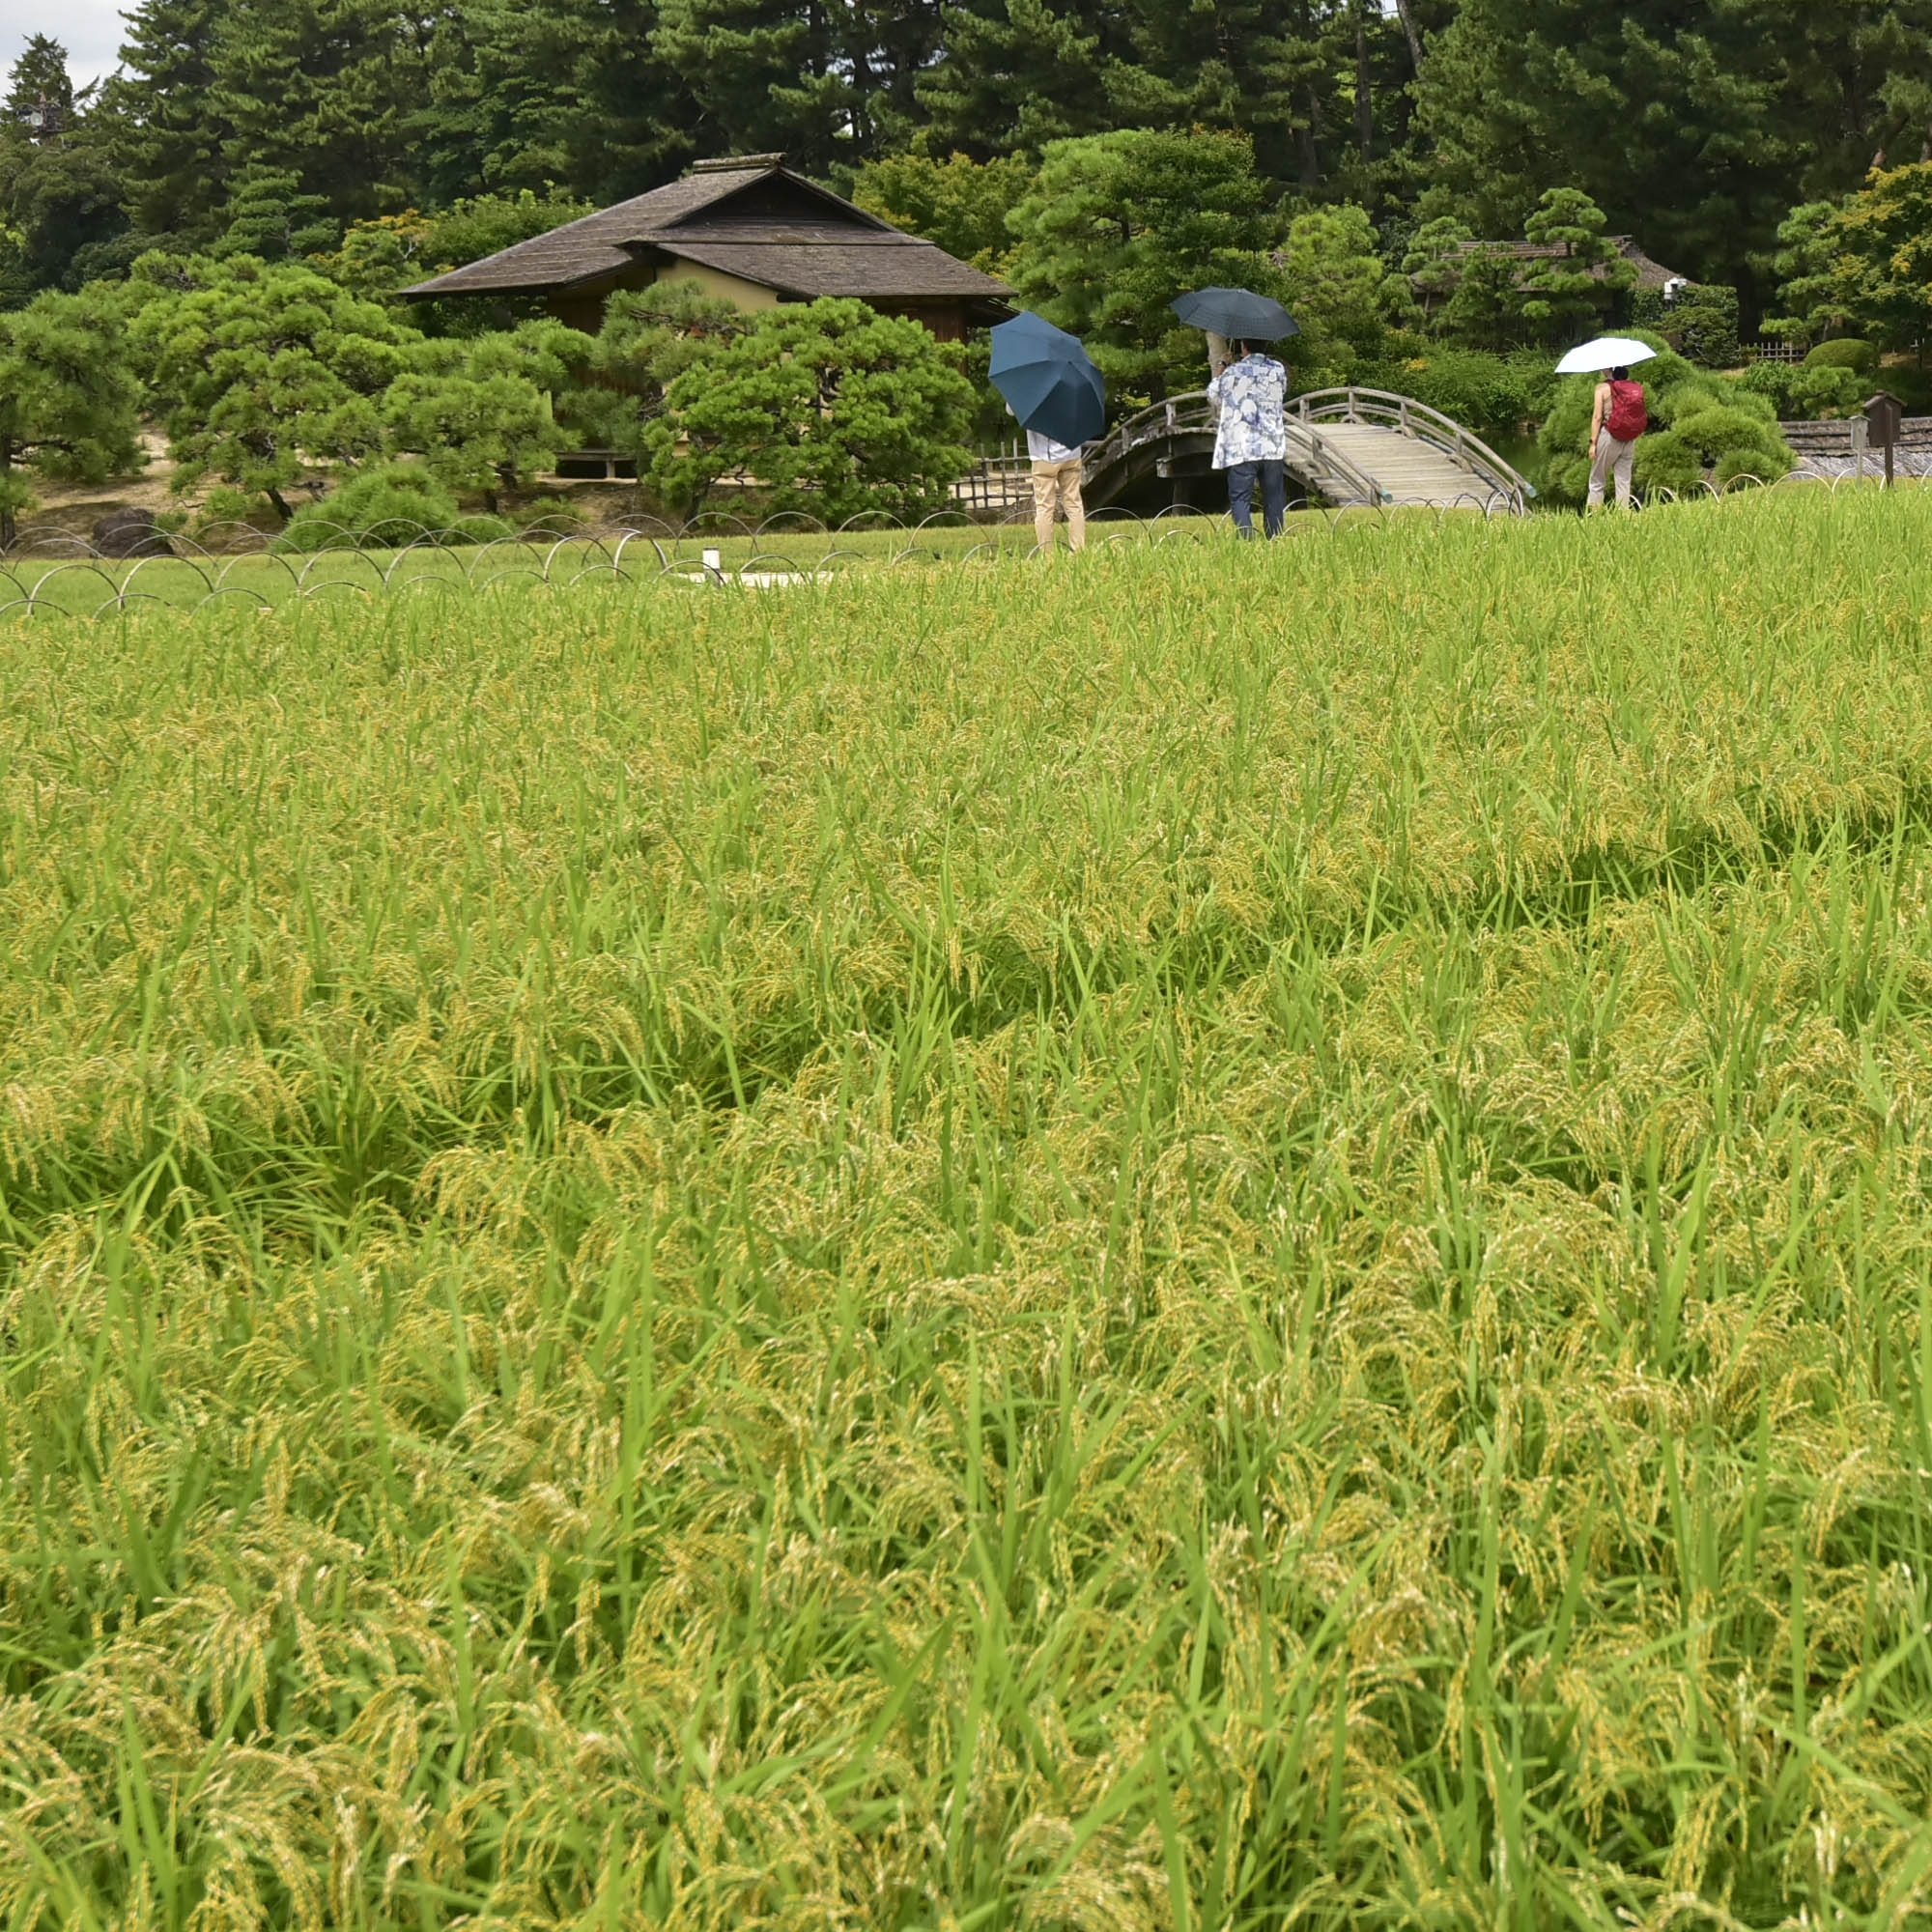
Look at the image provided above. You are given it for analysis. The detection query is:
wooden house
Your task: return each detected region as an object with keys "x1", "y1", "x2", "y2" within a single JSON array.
[{"x1": 403, "y1": 154, "x2": 1012, "y2": 340}]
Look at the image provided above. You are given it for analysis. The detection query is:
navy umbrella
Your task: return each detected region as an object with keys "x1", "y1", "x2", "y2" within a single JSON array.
[
  {"x1": 1170, "y1": 287, "x2": 1301, "y2": 342},
  {"x1": 988, "y1": 311, "x2": 1106, "y2": 448}
]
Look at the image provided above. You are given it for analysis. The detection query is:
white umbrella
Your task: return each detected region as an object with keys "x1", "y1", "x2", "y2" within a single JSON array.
[{"x1": 1556, "y1": 336, "x2": 1660, "y2": 375}]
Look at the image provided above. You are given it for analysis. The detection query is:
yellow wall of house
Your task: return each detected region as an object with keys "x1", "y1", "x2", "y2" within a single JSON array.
[{"x1": 655, "y1": 262, "x2": 781, "y2": 310}]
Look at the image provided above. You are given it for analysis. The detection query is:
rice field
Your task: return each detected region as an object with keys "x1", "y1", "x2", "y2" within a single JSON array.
[{"x1": 7, "y1": 490, "x2": 1932, "y2": 1929}]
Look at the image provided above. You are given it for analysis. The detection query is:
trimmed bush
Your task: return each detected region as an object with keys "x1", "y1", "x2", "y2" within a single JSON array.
[
  {"x1": 1671, "y1": 302, "x2": 1741, "y2": 369},
  {"x1": 1360, "y1": 348, "x2": 1555, "y2": 436},
  {"x1": 1804, "y1": 338, "x2": 1878, "y2": 375},
  {"x1": 278, "y1": 463, "x2": 496, "y2": 551},
  {"x1": 1782, "y1": 363, "x2": 1864, "y2": 419},
  {"x1": 1632, "y1": 282, "x2": 1740, "y2": 334},
  {"x1": 1737, "y1": 361, "x2": 1792, "y2": 409}
]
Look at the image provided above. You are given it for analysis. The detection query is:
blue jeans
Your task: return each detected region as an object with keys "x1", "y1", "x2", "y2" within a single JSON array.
[{"x1": 1226, "y1": 460, "x2": 1287, "y2": 538}]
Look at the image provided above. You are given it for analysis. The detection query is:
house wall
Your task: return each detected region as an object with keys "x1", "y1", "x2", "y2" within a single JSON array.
[
  {"x1": 873, "y1": 302, "x2": 968, "y2": 342},
  {"x1": 652, "y1": 261, "x2": 784, "y2": 311},
  {"x1": 543, "y1": 265, "x2": 968, "y2": 340}
]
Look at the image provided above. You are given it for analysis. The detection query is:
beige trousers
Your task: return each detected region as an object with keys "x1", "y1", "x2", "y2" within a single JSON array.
[
  {"x1": 1031, "y1": 459, "x2": 1087, "y2": 551},
  {"x1": 1588, "y1": 431, "x2": 1636, "y2": 508}
]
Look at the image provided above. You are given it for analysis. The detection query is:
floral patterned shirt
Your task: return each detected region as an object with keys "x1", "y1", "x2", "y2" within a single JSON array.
[{"x1": 1207, "y1": 354, "x2": 1290, "y2": 469}]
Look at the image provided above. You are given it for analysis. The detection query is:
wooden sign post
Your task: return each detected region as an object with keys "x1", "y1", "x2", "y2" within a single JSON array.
[{"x1": 1864, "y1": 391, "x2": 1905, "y2": 487}]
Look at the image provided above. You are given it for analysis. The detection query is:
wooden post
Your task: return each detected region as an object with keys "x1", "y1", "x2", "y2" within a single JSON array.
[{"x1": 1864, "y1": 391, "x2": 1905, "y2": 488}]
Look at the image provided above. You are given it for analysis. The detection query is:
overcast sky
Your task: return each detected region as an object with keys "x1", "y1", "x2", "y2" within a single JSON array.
[{"x1": 4, "y1": 0, "x2": 128, "y2": 89}]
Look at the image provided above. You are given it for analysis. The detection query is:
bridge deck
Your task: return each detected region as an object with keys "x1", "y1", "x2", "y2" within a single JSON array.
[
  {"x1": 1310, "y1": 423, "x2": 1510, "y2": 508},
  {"x1": 1082, "y1": 386, "x2": 1535, "y2": 516}
]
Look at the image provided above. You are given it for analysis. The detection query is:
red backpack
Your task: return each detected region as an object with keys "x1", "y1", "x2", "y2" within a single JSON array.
[{"x1": 1605, "y1": 379, "x2": 1648, "y2": 441}]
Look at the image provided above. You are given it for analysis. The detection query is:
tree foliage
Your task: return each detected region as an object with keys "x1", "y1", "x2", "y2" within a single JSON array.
[
  {"x1": 0, "y1": 287, "x2": 142, "y2": 544},
  {"x1": 1005, "y1": 128, "x2": 1278, "y2": 405},
  {"x1": 1277, "y1": 202, "x2": 1406, "y2": 382},
  {"x1": 0, "y1": 39, "x2": 132, "y2": 303},
  {"x1": 848, "y1": 151, "x2": 1035, "y2": 272},
  {"x1": 1417, "y1": 0, "x2": 1932, "y2": 315},
  {"x1": 1824, "y1": 163, "x2": 1932, "y2": 355},
  {"x1": 642, "y1": 298, "x2": 976, "y2": 520},
  {"x1": 384, "y1": 325, "x2": 589, "y2": 512},
  {"x1": 1518, "y1": 187, "x2": 1634, "y2": 342},
  {"x1": 128, "y1": 254, "x2": 417, "y2": 518}
]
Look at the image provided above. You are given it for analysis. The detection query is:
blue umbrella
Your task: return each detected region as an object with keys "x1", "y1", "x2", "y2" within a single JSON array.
[
  {"x1": 1170, "y1": 287, "x2": 1300, "y2": 342},
  {"x1": 988, "y1": 311, "x2": 1106, "y2": 448}
]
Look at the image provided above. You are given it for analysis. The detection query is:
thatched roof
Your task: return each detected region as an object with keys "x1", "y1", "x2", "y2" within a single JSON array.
[{"x1": 403, "y1": 156, "x2": 1012, "y2": 306}]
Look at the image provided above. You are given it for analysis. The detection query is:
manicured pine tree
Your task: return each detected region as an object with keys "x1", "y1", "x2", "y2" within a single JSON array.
[
  {"x1": 1518, "y1": 186, "x2": 1634, "y2": 344},
  {"x1": 128, "y1": 254, "x2": 417, "y2": 520},
  {"x1": 0, "y1": 289, "x2": 142, "y2": 546},
  {"x1": 1004, "y1": 128, "x2": 1278, "y2": 403}
]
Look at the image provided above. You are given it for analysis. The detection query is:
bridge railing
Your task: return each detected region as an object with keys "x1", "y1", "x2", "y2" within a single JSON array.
[
  {"x1": 1292, "y1": 386, "x2": 1537, "y2": 512},
  {"x1": 1084, "y1": 392, "x2": 1393, "y2": 508}
]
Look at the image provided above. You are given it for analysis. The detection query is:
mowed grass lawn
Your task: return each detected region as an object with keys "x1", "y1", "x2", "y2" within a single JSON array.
[{"x1": 7, "y1": 493, "x2": 1932, "y2": 1928}]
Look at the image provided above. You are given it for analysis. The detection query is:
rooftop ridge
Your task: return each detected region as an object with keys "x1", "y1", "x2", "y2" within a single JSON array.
[{"x1": 689, "y1": 154, "x2": 784, "y2": 174}]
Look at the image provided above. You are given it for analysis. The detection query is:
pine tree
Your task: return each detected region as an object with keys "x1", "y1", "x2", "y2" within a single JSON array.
[
  {"x1": 916, "y1": 0, "x2": 1121, "y2": 156},
  {"x1": 650, "y1": 0, "x2": 832, "y2": 165},
  {"x1": 1518, "y1": 185, "x2": 1634, "y2": 344},
  {"x1": 1417, "y1": 0, "x2": 1932, "y2": 309},
  {"x1": 128, "y1": 254, "x2": 418, "y2": 518},
  {"x1": 0, "y1": 40, "x2": 133, "y2": 301},
  {"x1": 4, "y1": 34, "x2": 76, "y2": 130},
  {"x1": 0, "y1": 288, "x2": 142, "y2": 544},
  {"x1": 98, "y1": 0, "x2": 231, "y2": 242},
  {"x1": 1004, "y1": 128, "x2": 1278, "y2": 403},
  {"x1": 205, "y1": 0, "x2": 436, "y2": 231},
  {"x1": 419, "y1": 0, "x2": 692, "y2": 207}
]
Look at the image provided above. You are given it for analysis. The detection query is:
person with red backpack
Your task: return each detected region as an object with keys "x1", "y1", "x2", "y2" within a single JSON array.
[{"x1": 1587, "y1": 365, "x2": 1648, "y2": 509}]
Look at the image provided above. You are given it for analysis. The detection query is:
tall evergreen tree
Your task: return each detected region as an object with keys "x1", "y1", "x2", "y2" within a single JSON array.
[
  {"x1": 4, "y1": 34, "x2": 76, "y2": 129},
  {"x1": 420, "y1": 0, "x2": 692, "y2": 205},
  {"x1": 0, "y1": 39, "x2": 131, "y2": 302},
  {"x1": 99, "y1": 0, "x2": 231, "y2": 243},
  {"x1": 916, "y1": 0, "x2": 1122, "y2": 155},
  {"x1": 651, "y1": 0, "x2": 945, "y2": 170},
  {"x1": 205, "y1": 0, "x2": 437, "y2": 234}
]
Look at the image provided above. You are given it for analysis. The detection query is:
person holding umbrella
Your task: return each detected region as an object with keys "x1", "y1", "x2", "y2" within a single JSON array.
[
  {"x1": 1022, "y1": 421, "x2": 1088, "y2": 555},
  {"x1": 1556, "y1": 335, "x2": 1659, "y2": 512},
  {"x1": 988, "y1": 311, "x2": 1106, "y2": 556},
  {"x1": 1173, "y1": 289, "x2": 1300, "y2": 539}
]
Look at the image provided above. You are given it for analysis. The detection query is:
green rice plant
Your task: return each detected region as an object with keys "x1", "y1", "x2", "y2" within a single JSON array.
[{"x1": 8, "y1": 490, "x2": 1932, "y2": 1927}]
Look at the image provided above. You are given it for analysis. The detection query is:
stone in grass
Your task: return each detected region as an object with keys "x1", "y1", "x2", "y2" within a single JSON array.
[{"x1": 92, "y1": 507, "x2": 174, "y2": 558}]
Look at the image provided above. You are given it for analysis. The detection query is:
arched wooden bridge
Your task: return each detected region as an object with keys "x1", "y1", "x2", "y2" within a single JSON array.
[{"x1": 1082, "y1": 386, "x2": 1537, "y2": 515}]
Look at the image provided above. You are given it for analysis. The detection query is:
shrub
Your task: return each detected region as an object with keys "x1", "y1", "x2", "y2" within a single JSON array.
[
  {"x1": 1782, "y1": 363, "x2": 1864, "y2": 419},
  {"x1": 1804, "y1": 337, "x2": 1878, "y2": 375},
  {"x1": 278, "y1": 463, "x2": 492, "y2": 551},
  {"x1": 1671, "y1": 302, "x2": 1740, "y2": 369},
  {"x1": 1375, "y1": 349, "x2": 1528, "y2": 434},
  {"x1": 1737, "y1": 360, "x2": 1792, "y2": 409},
  {"x1": 1632, "y1": 282, "x2": 1740, "y2": 337}
]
